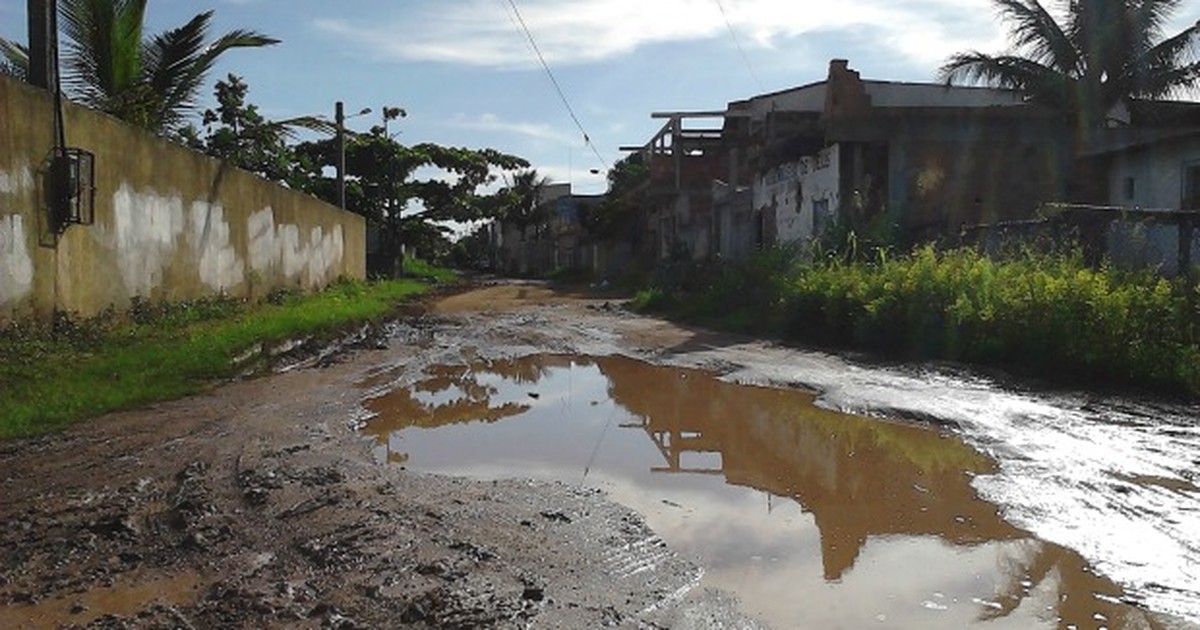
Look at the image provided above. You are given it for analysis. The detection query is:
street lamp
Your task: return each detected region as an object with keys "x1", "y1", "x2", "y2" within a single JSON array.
[{"x1": 335, "y1": 101, "x2": 372, "y2": 209}]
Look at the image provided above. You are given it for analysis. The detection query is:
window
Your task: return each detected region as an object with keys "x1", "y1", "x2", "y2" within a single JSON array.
[
  {"x1": 1184, "y1": 164, "x2": 1200, "y2": 210},
  {"x1": 812, "y1": 198, "x2": 831, "y2": 235}
]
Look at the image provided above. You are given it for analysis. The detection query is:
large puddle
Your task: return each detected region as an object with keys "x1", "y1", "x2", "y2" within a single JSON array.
[{"x1": 361, "y1": 354, "x2": 1184, "y2": 629}]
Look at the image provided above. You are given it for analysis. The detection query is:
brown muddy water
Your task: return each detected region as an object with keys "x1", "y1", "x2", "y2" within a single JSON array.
[{"x1": 361, "y1": 354, "x2": 1170, "y2": 629}]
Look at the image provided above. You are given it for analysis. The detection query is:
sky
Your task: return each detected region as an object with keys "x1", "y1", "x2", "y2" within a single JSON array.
[{"x1": 1, "y1": 1, "x2": 1185, "y2": 195}]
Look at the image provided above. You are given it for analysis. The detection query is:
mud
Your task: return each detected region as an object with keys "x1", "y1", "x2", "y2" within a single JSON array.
[
  {"x1": 0, "y1": 280, "x2": 1196, "y2": 628},
  {"x1": 0, "y1": 282, "x2": 757, "y2": 630}
]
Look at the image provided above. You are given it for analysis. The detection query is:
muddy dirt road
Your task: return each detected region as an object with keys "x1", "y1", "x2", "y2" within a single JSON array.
[{"x1": 1, "y1": 281, "x2": 1197, "y2": 629}]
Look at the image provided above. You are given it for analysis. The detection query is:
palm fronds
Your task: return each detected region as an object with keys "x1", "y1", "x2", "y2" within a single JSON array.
[{"x1": 941, "y1": 0, "x2": 1199, "y2": 126}]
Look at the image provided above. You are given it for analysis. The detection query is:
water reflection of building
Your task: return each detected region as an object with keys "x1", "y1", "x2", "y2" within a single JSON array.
[
  {"x1": 595, "y1": 355, "x2": 1015, "y2": 580},
  {"x1": 360, "y1": 354, "x2": 1165, "y2": 629},
  {"x1": 594, "y1": 356, "x2": 1158, "y2": 629}
]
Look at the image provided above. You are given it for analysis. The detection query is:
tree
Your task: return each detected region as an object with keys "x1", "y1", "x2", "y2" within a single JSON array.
[
  {"x1": 292, "y1": 133, "x2": 528, "y2": 274},
  {"x1": 940, "y1": 0, "x2": 1199, "y2": 130},
  {"x1": 180, "y1": 74, "x2": 331, "y2": 183},
  {"x1": 1, "y1": 0, "x2": 278, "y2": 134},
  {"x1": 496, "y1": 169, "x2": 553, "y2": 242},
  {"x1": 0, "y1": 40, "x2": 27, "y2": 79},
  {"x1": 579, "y1": 153, "x2": 648, "y2": 243}
]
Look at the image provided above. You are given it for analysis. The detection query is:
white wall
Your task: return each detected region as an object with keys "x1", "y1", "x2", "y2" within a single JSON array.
[{"x1": 753, "y1": 144, "x2": 841, "y2": 249}]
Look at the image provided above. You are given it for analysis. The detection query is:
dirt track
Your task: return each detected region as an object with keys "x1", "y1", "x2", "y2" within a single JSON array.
[
  {"x1": 0, "y1": 282, "x2": 758, "y2": 629},
  {"x1": 4, "y1": 281, "x2": 1197, "y2": 629}
]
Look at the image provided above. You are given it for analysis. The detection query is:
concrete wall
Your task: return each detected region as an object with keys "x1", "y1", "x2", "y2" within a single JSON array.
[
  {"x1": 884, "y1": 112, "x2": 1069, "y2": 236},
  {"x1": 863, "y1": 82, "x2": 1024, "y2": 108},
  {"x1": 753, "y1": 144, "x2": 841, "y2": 249},
  {"x1": 0, "y1": 75, "x2": 364, "y2": 322},
  {"x1": 1106, "y1": 136, "x2": 1200, "y2": 210}
]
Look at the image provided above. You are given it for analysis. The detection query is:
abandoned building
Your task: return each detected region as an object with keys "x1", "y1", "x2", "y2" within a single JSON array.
[
  {"x1": 486, "y1": 59, "x2": 1199, "y2": 277},
  {"x1": 492, "y1": 183, "x2": 610, "y2": 275},
  {"x1": 620, "y1": 59, "x2": 1200, "y2": 268}
]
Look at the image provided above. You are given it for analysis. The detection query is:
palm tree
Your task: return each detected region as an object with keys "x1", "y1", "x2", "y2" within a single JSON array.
[
  {"x1": 0, "y1": 40, "x2": 28, "y2": 79},
  {"x1": 1, "y1": 0, "x2": 277, "y2": 134},
  {"x1": 940, "y1": 0, "x2": 1199, "y2": 130},
  {"x1": 503, "y1": 169, "x2": 553, "y2": 242}
]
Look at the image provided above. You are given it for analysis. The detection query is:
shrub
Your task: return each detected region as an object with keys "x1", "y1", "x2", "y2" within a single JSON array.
[{"x1": 639, "y1": 246, "x2": 1199, "y2": 396}]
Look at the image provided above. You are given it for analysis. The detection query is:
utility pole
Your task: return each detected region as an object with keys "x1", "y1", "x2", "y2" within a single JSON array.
[
  {"x1": 334, "y1": 101, "x2": 371, "y2": 210},
  {"x1": 335, "y1": 101, "x2": 346, "y2": 209},
  {"x1": 27, "y1": 0, "x2": 56, "y2": 90}
]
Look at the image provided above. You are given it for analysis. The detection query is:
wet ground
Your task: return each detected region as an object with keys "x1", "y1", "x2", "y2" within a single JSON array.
[
  {"x1": 1, "y1": 280, "x2": 1198, "y2": 629},
  {"x1": 359, "y1": 353, "x2": 1191, "y2": 629}
]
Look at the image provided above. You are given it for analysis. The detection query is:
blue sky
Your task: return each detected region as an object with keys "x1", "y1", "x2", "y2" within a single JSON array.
[{"x1": 2, "y1": 1, "x2": 1186, "y2": 194}]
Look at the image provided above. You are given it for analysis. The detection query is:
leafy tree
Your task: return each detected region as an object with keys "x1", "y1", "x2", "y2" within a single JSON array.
[
  {"x1": 940, "y1": 0, "x2": 1200, "y2": 130},
  {"x1": 179, "y1": 74, "x2": 331, "y2": 183},
  {"x1": 1, "y1": 0, "x2": 278, "y2": 134},
  {"x1": 292, "y1": 133, "x2": 528, "y2": 274},
  {"x1": 449, "y1": 224, "x2": 496, "y2": 270},
  {"x1": 580, "y1": 153, "x2": 648, "y2": 243}
]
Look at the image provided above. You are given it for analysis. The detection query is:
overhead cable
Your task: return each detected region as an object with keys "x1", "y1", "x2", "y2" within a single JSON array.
[
  {"x1": 713, "y1": 0, "x2": 764, "y2": 92},
  {"x1": 502, "y1": 0, "x2": 609, "y2": 169}
]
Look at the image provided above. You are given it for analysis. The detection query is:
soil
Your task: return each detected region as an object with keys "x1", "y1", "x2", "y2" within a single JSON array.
[{"x1": 0, "y1": 281, "x2": 761, "y2": 630}]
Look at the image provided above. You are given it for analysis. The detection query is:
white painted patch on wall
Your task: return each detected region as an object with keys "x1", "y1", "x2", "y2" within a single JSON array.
[
  {"x1": 1, "y1": 163, "x2": 37, "y2": 310},
  {"x1": 306, "y1": 225, "x2": 345, "y2": 284},
  {"x1": 0, "y1": 214, "x2": 35, "y2": 306},
  {"x1": 113, "y1": 184, "x2": 186, "y2": 296},
  {"x1": 0, "y1": 165, "x2": 34, "y2": 195},
  {"x1": 247, "y1": 207, "x2": 276, "y2": 273},
  {"x1": 188, "y1": 201, "x2": 244, "y2": 291},
  {"x1": 247, "y1": 207, "x2": 345, "y2": 286}
]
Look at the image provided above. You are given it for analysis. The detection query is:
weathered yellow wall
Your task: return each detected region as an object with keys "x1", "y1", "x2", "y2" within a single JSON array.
[{"x1": 0, "y1": 75, "x2": 364, "y2": 322}]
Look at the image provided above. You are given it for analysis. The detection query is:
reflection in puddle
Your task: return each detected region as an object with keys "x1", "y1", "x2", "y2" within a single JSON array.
[{"x1": 362, "y1": 355, "x2": 1175, "y2": 629}]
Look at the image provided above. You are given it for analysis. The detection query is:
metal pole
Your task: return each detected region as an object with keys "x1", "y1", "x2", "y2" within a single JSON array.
[
  {"x1": 27, "y1": 0, "x2": 56, "y2": 90},
  {"x1": 1180, "y1": 215, "x2": 1194, "y2": 285},
  {"x1": 335, "y1": 101, "x2": 346, "y2": 209}
]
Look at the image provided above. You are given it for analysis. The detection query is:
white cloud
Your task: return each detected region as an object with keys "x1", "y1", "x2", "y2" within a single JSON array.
[
  {"x1": 314, "y1": 0, "x2": 1004, "y2": 70},
  {"x1": 450, "y1": 113, "x2": 581, "y2": 146}
]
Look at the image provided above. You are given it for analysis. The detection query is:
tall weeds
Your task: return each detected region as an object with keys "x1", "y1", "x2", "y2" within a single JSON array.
[{"x1": 635, "y1": 247, "x2": 1200, "y2": 396}]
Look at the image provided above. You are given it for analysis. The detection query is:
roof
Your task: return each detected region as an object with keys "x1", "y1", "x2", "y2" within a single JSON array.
[{"x1": 1081, "y1": 126, "x2": 1200, "y2": 156}]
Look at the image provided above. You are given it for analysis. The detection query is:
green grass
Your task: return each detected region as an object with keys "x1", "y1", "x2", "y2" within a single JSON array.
[
  {"x1": 403, "y1": 257, "x2": 459, "y2": 284},
  {"x1": 634, "y1": 246, "x2": 1200, "y2": 397},
  {"x1": 0, "y1": 277, "x2": 434, "y2": 439}
]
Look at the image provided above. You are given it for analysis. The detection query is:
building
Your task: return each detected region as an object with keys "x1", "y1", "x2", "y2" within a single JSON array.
[
  {"x1": 1069, "y1": 103, "x2": 1200, "y2": 275},
  {"x1": 493, "y1": 183, "x2": 610, "y2": 275},
  {"x1": 623, "y1": 59, "x2": 1073, "y2": 261}
]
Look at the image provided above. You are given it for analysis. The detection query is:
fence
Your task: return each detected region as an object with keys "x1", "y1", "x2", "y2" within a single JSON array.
[{"x1": 960, "y1": 204, "x2": 1199, "y2": 282}]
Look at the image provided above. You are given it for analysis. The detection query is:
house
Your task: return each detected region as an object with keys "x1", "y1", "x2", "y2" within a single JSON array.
[
  {"x1": 623, "y1": 59, "x2": 1074, "y2": 260},
  {"x1": 1068, "y1": 104, "x2": 1200, "y2": 275},
  {"x1": 492, "y1": 184, "x2": 610, "y2": 275}
]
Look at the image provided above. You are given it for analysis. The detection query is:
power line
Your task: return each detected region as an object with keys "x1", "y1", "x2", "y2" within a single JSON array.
[
  {"x1": 502, "y1": 0, "x2": 609, "y2": 169},
  {"x1": 713, "y1": 0, "x2": 764, "y2": 92}
]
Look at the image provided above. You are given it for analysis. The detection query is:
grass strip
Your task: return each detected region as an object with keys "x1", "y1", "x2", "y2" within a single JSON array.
[{"x1": 0, "y1": 277, "x2": 435, "y2": 439}]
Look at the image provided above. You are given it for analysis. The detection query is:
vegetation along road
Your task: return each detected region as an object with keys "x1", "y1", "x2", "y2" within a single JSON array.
[{"x1": 0, "y1": 280, "x2": 1196, "y2": 629}]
